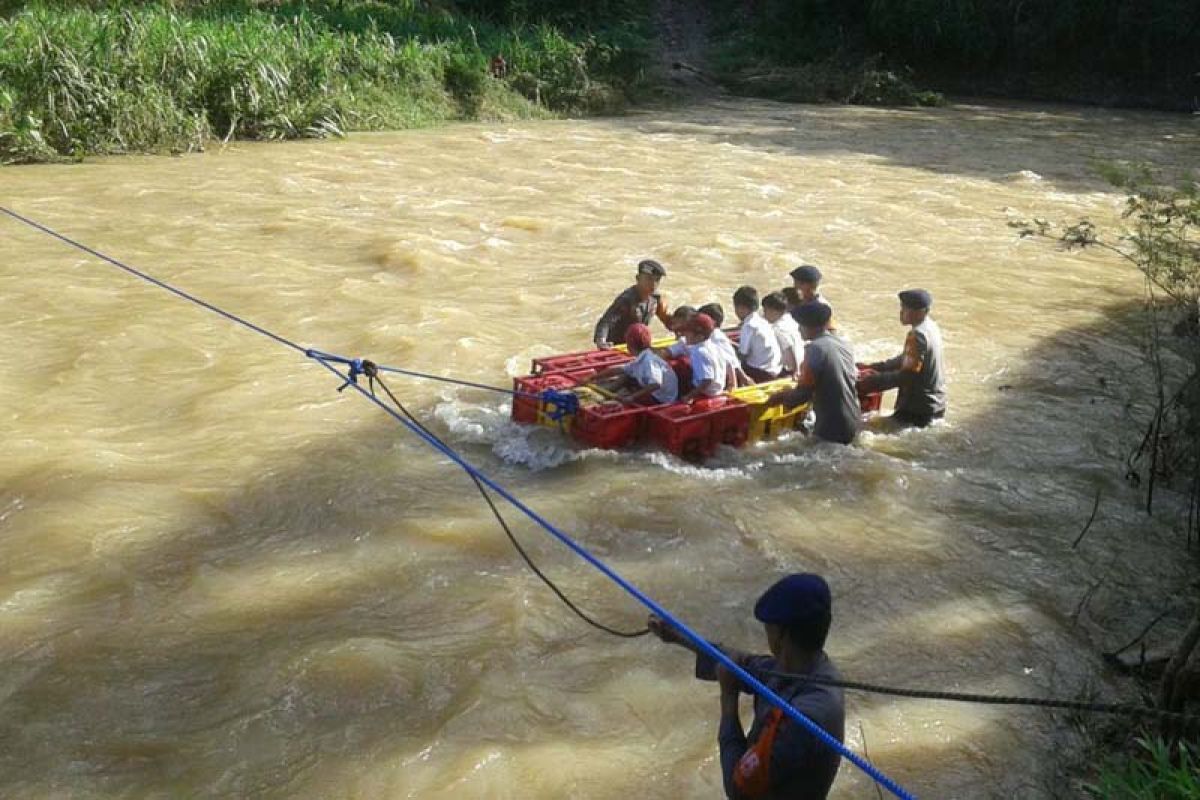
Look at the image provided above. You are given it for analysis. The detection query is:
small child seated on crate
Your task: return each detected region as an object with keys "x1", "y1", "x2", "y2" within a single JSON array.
[{"x1": 590, "y1": 323, "x2": 678, "y2": 405}]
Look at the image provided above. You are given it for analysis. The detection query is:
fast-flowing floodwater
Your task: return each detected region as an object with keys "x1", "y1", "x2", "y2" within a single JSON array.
[{"x1": 2, "y1": 98, "x2": 1198, "y2": 799}]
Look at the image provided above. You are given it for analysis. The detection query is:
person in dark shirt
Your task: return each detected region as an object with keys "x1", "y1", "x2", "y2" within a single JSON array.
[
  {"x1": 789, "y1": 265, "x2": 837, "y2": 332},
  {"x1": 593, "y1": 259, "x2": 674, "y2": 348},
  {"x1": 648, "y1": 573, "x2": 845, "y2": 800},
  {"x1": 765, "y1": 303, "x2": 860, "y2": 445},
  {"x1": 859, "y1": 288, "x2": 947, "y2": 427}
]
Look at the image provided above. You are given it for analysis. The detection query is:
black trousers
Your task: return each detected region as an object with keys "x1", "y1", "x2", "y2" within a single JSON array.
[{"x1": 892, "y1": 409, "x2": 945, "y2": 428}]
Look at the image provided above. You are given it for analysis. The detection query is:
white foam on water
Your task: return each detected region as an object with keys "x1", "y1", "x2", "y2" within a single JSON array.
[{"x1": 638, "y1": 207, "x2": 674, "y2": 218}]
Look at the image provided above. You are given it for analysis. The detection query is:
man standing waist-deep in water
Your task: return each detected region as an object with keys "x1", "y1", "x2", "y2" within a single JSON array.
[
  {"x1": 765, "y1": 303, "x2": 860, "y2": 445},
  {"x1": 593, "y1": 259, "x2": 674, "y2": 349},
  {"x1": 860, "y1": 288, "x2": 947, "y2": 428}
]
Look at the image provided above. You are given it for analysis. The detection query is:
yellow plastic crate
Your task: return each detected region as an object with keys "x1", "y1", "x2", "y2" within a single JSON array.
[
  {"x1": 613, "y1": 335, "x2": 678, "y2": 354},
  {"x1": 729, "y1": 378, "x2": 812, "y2": 442}
]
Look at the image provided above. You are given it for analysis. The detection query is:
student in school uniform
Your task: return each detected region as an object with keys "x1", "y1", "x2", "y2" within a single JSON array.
[
  {"x1": 590, "y1": 323, "x2": 678, "y2": 405},
  {"x1": 762, "y1": 291, "x2": 802, "y2": 377},
  {"x1": 698, "y1": 302, "x2": 751, "y2": 387},
  {"x1": 678, "y1": 313, "x2": 735, "y2": 403},
  {"x1": 732, "y1": 286, "x2": 783, "y2": 383}
]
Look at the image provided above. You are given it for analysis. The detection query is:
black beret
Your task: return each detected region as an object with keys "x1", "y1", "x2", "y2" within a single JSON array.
[
  {"x1": 754, "y1": 574, "x2": 832, "y2": 625},
  {"x1": 793, "y1": 301, "x2": 833, "y2": 327},
  {"x1": 898, "y1": 289, "x2": 933, "y2": 309},
  {"x1": 789, "y1": 264, "x2": 822, "y2": 283}
]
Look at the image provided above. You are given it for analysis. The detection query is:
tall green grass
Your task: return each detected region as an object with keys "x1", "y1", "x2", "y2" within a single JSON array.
[
  {"x1": 0, "y1": 1, "x2": 651, "y2": 163},
  {"x1": 1087, "y1": 738, "x2": 1200, "y2": 799}
]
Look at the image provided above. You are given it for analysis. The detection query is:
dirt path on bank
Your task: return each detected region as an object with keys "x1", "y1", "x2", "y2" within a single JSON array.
[{"x1": 652, "y1": 0, "x2": 723, "y2": 96}]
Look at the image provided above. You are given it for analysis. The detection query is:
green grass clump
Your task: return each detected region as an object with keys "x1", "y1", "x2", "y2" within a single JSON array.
[
  {"x1": 0, "y1": 1, "x2": 651, "y2": 163},
  {"x1": 1087, "y1": 738, "x2": 1200, "y2": 800}
]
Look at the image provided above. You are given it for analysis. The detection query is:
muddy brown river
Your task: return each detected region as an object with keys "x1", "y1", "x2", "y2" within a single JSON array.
[{"x1": 2, "y1": 97, "x2": 1198, "y2": 798}]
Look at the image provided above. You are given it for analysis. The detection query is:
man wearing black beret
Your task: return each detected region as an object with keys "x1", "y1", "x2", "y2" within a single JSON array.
[
  {"x1": 593, "y1": 259, "x2": 675, "y2": 349},
  {"x1": 763, "y1": 302, "x2": 861, "y2": 445},
  {"x1": 648, "y1": 574, "x2": 846, "y2": 799},
  {"x1": 860, "y1": 288, "x2": 947, "y2": 427}
]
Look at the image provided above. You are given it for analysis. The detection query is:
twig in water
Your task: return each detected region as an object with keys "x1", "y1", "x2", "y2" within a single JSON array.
[
  {"x1": 858, "y1": 721, "x2": 885, "y2": 800},
  {"x1": 1108, "y1": 608, "x2": 1174, "y2": 658},
  {"x1": 1072, "y1": 489, "x2": 1103, "y2": 549},
  {"x1": 1071, "y1": 580, "x2": 1103, "y2": 627}
]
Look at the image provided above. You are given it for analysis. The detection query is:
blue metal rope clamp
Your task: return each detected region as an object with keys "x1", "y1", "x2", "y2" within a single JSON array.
[{"x1": 338, "y1": 358, "x2": 365, "y2": 393}]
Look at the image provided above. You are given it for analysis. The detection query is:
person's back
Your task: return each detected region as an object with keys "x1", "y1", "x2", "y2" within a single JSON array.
[
  {"x1": 771, "y1": 313, "x2": 802, "y2": 375},
  {"x1": 804, "y1": 332, "x2": 860, "y2": 444},
  {"x1": 895, "y1": 317, "x2": 946, "y2": 419},
  {"x1": 690, "y1": 337, "x2": 731, "y2": 396}
]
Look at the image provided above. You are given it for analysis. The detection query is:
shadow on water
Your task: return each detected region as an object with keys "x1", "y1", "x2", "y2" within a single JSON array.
[
  {"x1": 0, "y1": 303, "x2": 1190, "y2": 797},
  {"x1": 611, "y1": 97, "x2": 1198, "y2": 194}
]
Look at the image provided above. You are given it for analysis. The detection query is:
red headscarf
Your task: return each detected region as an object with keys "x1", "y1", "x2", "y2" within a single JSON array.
[
  {"x1": 625, "y1": 323, "x2": 653, "y2": 352},
  {"x1": 688, "y1": 313, "x2": 716, "y2": 337}
]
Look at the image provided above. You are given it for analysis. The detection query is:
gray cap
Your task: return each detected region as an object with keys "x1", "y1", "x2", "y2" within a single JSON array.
[
  {"x1": 898, "y1": 288, "x2": 932, "y2": 309},
  {"x1": 789, "y1": 264, "x2": 822, "y2": 284},
  {"x1": 637, "y1": 259, "x2": 666, "y2": 278}
]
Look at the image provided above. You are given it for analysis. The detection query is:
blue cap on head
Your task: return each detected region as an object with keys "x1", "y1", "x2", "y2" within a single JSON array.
[
  {"x1": 793, "y1": 301, "x2": 832, "y2": 328},
  {"x1": 790, "y1": 264, "x2": 822, "y2": 284},
  {"x1": 898, "y1": 288, "x2": 932, "y2": 309},
  {"x1": 754, "y1": 573, "x2": 832, "y2": 625}
]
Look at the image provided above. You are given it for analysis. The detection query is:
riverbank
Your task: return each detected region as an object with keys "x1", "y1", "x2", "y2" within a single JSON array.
[
  {"x1": 701, "y1": 0, "x2": 1199, "y2": 113},
  {"x1": 0, "y1": 0, "x2": 653, "y2": 164}
]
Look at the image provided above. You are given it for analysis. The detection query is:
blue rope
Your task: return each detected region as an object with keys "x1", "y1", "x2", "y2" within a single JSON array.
[
  {"x1": 5, "y1": 207, "x2": 915, "y2": 800},
  {"x1": 304, "y1": 349, "x2": 582, "y2": 417},
  {"x1": 310, "y1": 355, "x2": 916, "y2": 800}
]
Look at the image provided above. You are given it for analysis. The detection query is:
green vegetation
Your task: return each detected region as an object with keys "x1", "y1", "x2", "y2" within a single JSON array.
[
  {"x1": 1087, "y1": 737, "x2": 1200, "y2": 799},
  {"x1": 0, "y1": 1, "x2": 652, "y2": 163},
  {"x1": 705, "y1": 0, "x2": 1200, "y2": 109},
  {"x1": 1020, "y1": 171, "x2": 1200, "y2": 800}
]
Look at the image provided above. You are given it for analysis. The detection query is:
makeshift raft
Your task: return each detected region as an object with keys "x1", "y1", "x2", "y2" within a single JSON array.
[{"x1": 511, "y1": 333, "x2": 883, "y2": 462}]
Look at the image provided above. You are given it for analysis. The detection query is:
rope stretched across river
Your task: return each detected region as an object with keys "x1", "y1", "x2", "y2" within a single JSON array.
[{"x1": 2, "y1": 206, "x2": 916, "y2": 799}]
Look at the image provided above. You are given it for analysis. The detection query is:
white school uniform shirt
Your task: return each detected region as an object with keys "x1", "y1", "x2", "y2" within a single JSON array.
[
  {"x1": 710, "y1": 328, "x2": 741, "y2": 368},
  {"x1": 688, "y1": 339, "x2": 729, "y2": 396},
  {"x1": 621, "y1": 349, "x2": 679, "y2": 403},
  {"x1": 771, "y1": 313, "x2": 803, "y2": 374},
  {"x1": 738, "y1": 311, "x2": 783, "y2": 374}
]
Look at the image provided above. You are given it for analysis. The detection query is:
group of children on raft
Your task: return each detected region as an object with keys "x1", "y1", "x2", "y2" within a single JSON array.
[{"x1": 589, "y1": 259, "x2": 948, "y2": 444}]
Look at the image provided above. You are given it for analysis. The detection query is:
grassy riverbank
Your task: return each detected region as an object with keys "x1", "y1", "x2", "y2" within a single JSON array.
[{"x1": 0, "y1": 1, "x2": 652, "y2": 163}]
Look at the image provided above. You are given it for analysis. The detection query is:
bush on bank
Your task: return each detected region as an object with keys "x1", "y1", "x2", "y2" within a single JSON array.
[
  {"x1": 1086, "y1": 737, "x2": 1200, "y2": 799},
  {"x1": 0, "y1": 1, "x2": 652, "y2": 163}
]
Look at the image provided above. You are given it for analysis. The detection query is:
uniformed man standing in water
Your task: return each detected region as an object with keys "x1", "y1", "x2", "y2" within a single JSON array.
[
  {"x1": 860, "y1": 289, "x2": 947, "y2": 427},
  {"x1": 593, "y1": 259, "x2": 674, "y2": 349},
  {"x1": 648, "y1": 574, "x2": 846, "y2": 800},
  {"x1": 764, "y1": 303, "x2": 860, "y2": 445}
]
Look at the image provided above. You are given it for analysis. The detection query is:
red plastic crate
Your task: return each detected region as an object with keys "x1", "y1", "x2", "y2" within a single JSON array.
[
  {"x1": 571, "y1": 401, "x2": 648, "y2": 449},
  {"x1": 855, "y1": 365, "x2": 883, "y2": 414},
  {"x1": 511, "y1": 369, "x2": 595, "y2": 424},
  {"x1": 646, "y1": 397, "x2": 750, "y2": 462},
  {"x1": 531, "y1": 348, "x2": 631, "y2": 376}
]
